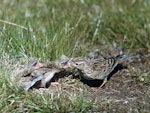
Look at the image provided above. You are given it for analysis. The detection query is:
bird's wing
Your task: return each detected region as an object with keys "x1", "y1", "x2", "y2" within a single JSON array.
[
  {"x1": 90, "y1": 58, "x2": 118, "y2": 79},
  {"x1": 24, "y1": 75, "x2": 43, "y2": 91}
]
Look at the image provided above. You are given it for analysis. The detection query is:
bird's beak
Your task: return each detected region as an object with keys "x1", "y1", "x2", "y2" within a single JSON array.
[
  {"x1": 61, "y1": 58, "x2": 73, "y2": 69},
  {"x1": 32, "y1": 58, "x2": 43, "y2": 69},
  {"x1": 34, "y1": 63, "x2": 43, "y2": 69},
  {"x1": 37, "y1": 63, "x2": 44, "y2": 68}
]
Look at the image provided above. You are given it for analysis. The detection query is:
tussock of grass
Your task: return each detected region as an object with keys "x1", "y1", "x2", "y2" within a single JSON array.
[
  {"x1": 0, "y1": 0, "x2": 150, "y2": 112},
  {"x1": 0, "y1": 66, "x2": 94, "y2": 112}
]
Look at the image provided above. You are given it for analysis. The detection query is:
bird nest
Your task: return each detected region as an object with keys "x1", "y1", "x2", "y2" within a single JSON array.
[{"x1": 11, "y1": 49, "x2": 149, "y2": 92}]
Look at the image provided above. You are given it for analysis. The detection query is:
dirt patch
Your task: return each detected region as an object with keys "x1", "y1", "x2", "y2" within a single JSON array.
[
  {"x1": 10, "y1": 50, "x2": 150, "y2": 112},
  {"x1": 58, "y1": 51, "x2": 150, "y2": 112},
  {"x1": 90, "y1": 54, "x2": 149, "y2": 112},
  {"x1": 93, "y1": 70, "x2": 149, "y2": 112}
]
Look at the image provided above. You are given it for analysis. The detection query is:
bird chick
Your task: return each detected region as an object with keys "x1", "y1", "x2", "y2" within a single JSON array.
[{"x1": 24, "y1": 68, "x2": 60, "y2": 90}]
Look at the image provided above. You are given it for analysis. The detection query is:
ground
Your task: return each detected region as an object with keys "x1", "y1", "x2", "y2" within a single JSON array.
[
  {"x1": 0, "y1": 0, "x2": 150, "y2": 112},
  {"x1": 26, "y1": 49, "x2": 150, "y2": 112},
  {"x1": 56, "y1": 50, "x2": 150, "y2": 112}
]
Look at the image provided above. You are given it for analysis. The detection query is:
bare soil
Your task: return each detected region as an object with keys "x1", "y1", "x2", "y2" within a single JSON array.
[
  {"x1": 58, "y1": 51, "x2": 150, "y2": 112},
  {"x1": 15, "y1": 50, "x2": 150, "y2": 112}
]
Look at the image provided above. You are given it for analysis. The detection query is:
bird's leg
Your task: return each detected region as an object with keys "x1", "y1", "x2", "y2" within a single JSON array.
[
  {"x1": 99, "y1": 77, "x2": 107, "y2": 88},
  {"x1": 38, "y1": 88, "x2": 49, "y2": 93},
  {"x1": 37, "y1": 82, "x2": 60, "y2": 93},
  {"x1": 42, "y1": 81, "x2": 60, "y2": 87},
  {"x1": 94, "y1": 78, "x2": 107, "y2": 92},
  {"x1": 93, "y1": 78, "x2": 108, "y2": 93},
  {"x1": 38, "y1": 81, "x2": 49, "y2": 93},
  {"x1": 50, "y1": 82, "x2": 60, "y2": 86}
]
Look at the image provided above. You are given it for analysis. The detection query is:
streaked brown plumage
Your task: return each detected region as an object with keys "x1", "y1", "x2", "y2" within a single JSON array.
[{"x1": 67, "y1": 54, "x2": 127, "y2": 88}]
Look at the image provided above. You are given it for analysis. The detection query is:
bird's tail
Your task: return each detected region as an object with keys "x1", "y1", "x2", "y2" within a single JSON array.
[
  {"x1": 115, "y1": 53, "x2": 149, "y2": 63},
  {"x1": 114, "y1": 54, "x2": 131, "y2": 64}
]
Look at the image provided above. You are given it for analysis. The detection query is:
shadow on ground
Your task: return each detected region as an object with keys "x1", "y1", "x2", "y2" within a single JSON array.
[{"x1": 77, "y1": 64, "x2": 126, "y2": 87}]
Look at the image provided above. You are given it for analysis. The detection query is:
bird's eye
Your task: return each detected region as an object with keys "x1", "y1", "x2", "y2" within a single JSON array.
[{"x1": 75, "y1": 63, "x2": 78, "y2": 65}]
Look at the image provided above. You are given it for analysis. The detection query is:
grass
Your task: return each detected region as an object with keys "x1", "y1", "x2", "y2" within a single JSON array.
[{"x1": 0, "y1": 0, "x2": 150, "y2": 112}]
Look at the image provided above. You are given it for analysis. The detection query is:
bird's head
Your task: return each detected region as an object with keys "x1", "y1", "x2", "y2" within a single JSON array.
[
  {"x1": 27, "y1": 58, "x2": 43, "y2": 69},
  {"x1": 68, "y1": 57, "x2": 86, "y2": 70}
]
